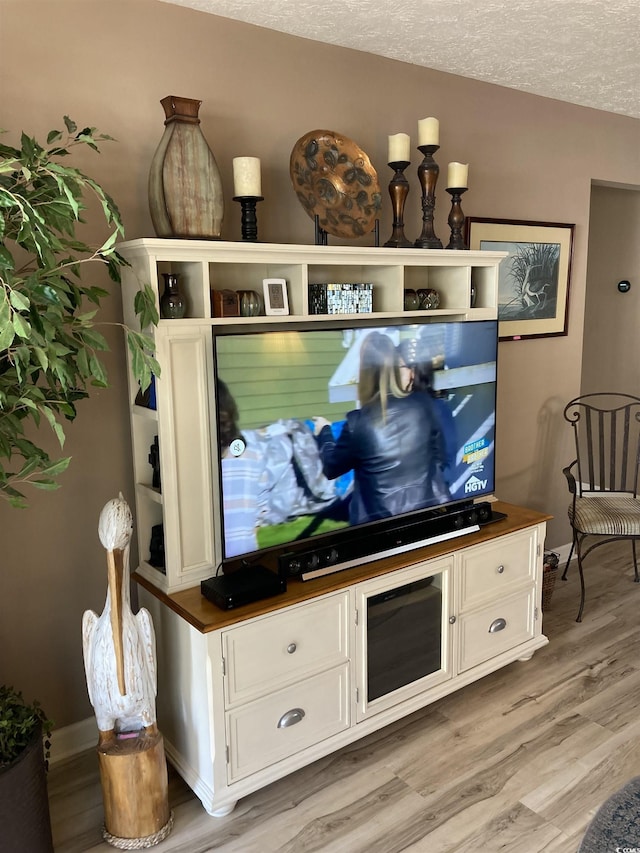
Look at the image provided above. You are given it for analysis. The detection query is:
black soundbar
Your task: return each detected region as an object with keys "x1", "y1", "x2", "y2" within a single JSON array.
[{"x1": 278, "y1": 502, "x2": 503, "y2": 582}]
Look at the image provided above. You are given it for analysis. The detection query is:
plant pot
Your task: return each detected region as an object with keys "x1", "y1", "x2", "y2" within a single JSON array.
[{"x1": 0, "y1": 728, "x2": 53, "y2": 853}]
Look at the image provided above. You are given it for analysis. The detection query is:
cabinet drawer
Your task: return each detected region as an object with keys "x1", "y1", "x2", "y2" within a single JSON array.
[
  {"x1": 458, "y1": 588, "x2": 535, "y2": 672},
  {"x1": 459, "y1": 528, "x2": 537, "y2": 608},
  {"x1": 226, "y1": 664, "x2": 350, "y2": 782},
  {"x1": 222, "y1": 591, "x2": 349, "y2": 705}
]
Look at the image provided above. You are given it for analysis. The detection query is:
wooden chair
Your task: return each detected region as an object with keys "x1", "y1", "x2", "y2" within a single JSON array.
[{"x1": 562, "y1": 393, "x2": 640, "y2": 621}]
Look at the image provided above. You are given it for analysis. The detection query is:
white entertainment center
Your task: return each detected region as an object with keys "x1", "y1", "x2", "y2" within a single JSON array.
[{"x1": 119, "y1": 239, "x2": 550, "y2": 816}]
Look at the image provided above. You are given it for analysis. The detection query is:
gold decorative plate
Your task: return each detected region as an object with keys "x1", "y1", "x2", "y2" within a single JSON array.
[{"x1": 289, "y1": 129, "x2": 382, "y2": 239}]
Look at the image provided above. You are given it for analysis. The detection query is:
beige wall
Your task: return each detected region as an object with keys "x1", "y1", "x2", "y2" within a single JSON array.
[
  {"x1": 1, "y1": 0, "x2": 639, "y2": 729},
  {"x1": 582, "y1": 185, "x2": 640, "y2": 394}
]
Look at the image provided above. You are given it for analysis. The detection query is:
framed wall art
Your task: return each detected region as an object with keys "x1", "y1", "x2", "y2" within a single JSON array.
[{"x1": 465, "y1": 217, "x2": 575, "y2": 341}]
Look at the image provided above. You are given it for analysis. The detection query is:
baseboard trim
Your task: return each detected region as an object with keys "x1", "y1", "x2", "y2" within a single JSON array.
[{"x1": 49, "y1": 716, "x2": 97, "y2": 765}]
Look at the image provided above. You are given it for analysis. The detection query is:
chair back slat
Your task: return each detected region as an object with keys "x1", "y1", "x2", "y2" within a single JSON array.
[
  {"x1": 621, "y1": 408, "x2": 630, "y2": 491},
  {"x1": 609, "y1": 409, "x2": 617, "y2": 490},
  {"x1": 598, "y1": 409, "x2": 606, "y2": 489},
  {"x1": 564, "y1": 393, "x2": 640, "y2": 498},
  {"x1": 581, "y1": 408, "x2": 592, "y2": 487}
]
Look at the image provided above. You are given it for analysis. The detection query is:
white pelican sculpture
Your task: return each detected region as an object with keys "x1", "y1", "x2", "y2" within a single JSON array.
[{"x1": 82, "y1": 494, "x2": 157, "y2": 744}]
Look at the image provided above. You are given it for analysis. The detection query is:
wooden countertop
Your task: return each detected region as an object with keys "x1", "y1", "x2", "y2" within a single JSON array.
[{"x1": 134, "y1": 501, "x2": 552, "y2": 634}]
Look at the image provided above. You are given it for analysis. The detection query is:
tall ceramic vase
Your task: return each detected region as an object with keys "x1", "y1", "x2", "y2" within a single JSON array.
[{"x1": 148, "y1": 95, "x2": 224, "y2": 239}]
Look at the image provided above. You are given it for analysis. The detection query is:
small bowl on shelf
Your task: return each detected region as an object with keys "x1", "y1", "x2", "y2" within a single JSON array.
[
  {"x1": 404, "y1": 289, "x2": 419, "y2": 311},
  {"x1": 238, "y1": 289, "x2": 263, "y2": 317},
  {"x1": 417, "y1": 288, "x2": 440, "y2": 310}
]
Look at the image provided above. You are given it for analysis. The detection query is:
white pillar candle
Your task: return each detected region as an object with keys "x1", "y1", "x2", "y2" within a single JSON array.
[
  {"x1": 418, "y1": 117, "x2": 439, "y2": 146},
  {"x1": 447, "y1": 162, "x2": 468, "y2": 189},
  {"x1": 388, "y1": 133, "x2": 410, "y2": 163},
  {"x1": 233, "y1": 157, "x2": 262, "y2": 197}
]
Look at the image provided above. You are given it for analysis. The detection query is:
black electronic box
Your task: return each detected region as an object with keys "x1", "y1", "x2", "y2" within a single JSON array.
[{"x1": 201, "y1": 565, "x2": 286, "y2": 611}]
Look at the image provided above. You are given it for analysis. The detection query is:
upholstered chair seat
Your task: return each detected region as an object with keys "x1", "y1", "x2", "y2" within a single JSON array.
[{"x1": 570, "y1": 494, "x2": 640, "y2": 537}]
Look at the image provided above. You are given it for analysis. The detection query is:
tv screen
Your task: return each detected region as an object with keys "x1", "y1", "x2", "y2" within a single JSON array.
[{"x1": 213, "y1": 319, "x2": 498, "y2": 565}]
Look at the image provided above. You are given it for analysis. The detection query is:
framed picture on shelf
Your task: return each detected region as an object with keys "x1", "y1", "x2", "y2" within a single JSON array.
[
  {"x1": 263, "y1": 278, "x2": 290, "y2": 316},
  {"x1": 465, "y1": 217, "x2": 575, "y2": 341}
]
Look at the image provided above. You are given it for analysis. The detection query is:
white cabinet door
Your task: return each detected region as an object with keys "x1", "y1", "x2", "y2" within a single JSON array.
[
  {"x1": 222, "y1": 592, "x2": 350, "y2": 706},
  {"x1": 458, "y1": 527, "x2": 538, "y2": 609},
  {"x1": 355, "y1": 557, "x2": 454, "y2": 722},
  {"x1": 226, "y1": 664, "x2": 350, "y2": 782},
  {"x1": 457, "y1": 588, "x2": 536, "y2": 672}
]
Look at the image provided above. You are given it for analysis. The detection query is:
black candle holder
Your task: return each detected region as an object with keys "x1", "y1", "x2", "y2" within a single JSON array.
[
  {"x1": 383, "y1": 161, "x2": 413, "y2": 248},
  {"x1": 233, "y1": 195, "x2": 264, "y2": 242},
  {"x1": 314, "y1": 214, "x2": 329, "y2": 246},
  {"x1": 445, "y1": 187, "x2": 468, "y2": 250},
  {"x1": 414, "y1": 144, "x2": 443, "y2": 249}
]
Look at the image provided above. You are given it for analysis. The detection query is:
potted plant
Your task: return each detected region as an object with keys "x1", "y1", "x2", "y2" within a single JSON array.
[
  {"x1": 0, "y1": 117, "x2": 158, "y2": 506},
  {"x1": 0, "y1": 686, "x2": 54, "y2": 851},
  {"x1": 0, "y1": 119, "x2": 159, "y2": 845}
]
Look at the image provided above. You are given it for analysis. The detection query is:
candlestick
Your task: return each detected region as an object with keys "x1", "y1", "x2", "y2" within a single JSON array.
[
  {"x1": 388, "y1": 133, "x2": 410, "y2": 163},
  {"x1": 383, "y1": 161, "x2": 413, "y2": 249},
  {"x1": 233, "y1": 156, "x2": 261, "y2": 197},
  {"x1": 233, "y1": 195, "x2": 264, "y2": 242},
  {"x1": 445, "y1": 187, "x2": 468, "y2": 250},
  {"x1": 447, "y1": 161, "x2": 468, "y2": 190},
  {"x1": 418, "y1": 117, "x2": 439, "y2": 147},
  {"x1": 414, "y1": 144, "x2": 443, "y2": 249}
]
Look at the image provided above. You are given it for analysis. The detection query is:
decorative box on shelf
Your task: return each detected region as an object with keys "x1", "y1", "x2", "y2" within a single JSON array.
[
  {"x1": 309, "y1": 282, "x2": 373, "y2": 315},
  {"x1": 212, "y1": 289, "x2": 240, "y2": 317}
]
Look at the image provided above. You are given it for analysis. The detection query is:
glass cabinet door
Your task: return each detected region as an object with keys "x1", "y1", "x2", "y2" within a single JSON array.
[{"x1": 355, "y1": 557, "x2": 453, "y2": 721}]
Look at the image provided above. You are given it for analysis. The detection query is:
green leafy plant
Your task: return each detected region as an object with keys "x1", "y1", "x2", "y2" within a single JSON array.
[
  {"x1": 0, "y1": 118, "x2": 159, "y2": 507},
  {"x1": 0, "y1": 685, "x2": 53, "y2": 769}
]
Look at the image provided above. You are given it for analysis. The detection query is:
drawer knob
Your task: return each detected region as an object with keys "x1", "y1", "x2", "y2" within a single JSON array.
[
  {"x1": 489, "y1": 617, "x2": 507, "y2": 633},
  {"x1": 277, "y1": 708, "x2": 305, "y2": 729},
  {"x1": 497, "y1": 565, "x2": 505, "y2": 574},
  {"x1": 286, "y1": 643, "x2": 297, "y2": 654},
  {"x1": 449, "y1": 615, "x2": 456, "y2": 625}
]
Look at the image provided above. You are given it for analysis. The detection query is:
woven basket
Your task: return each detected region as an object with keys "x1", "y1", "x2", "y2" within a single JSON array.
[
  {"x1": 542, "y1": 567, "x2": 558, "y2": 610},
  {"x1": 542, "y1": 551, "x2": 560, "y2": 611}
]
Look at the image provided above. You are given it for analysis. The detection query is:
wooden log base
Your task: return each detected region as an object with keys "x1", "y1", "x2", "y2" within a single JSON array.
[{"x1": 97, "y1": 729, "x2": 172, "y2": 846}]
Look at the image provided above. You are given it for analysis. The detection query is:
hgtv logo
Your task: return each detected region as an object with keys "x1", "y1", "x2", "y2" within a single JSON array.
[{"x1": 465, "y1": 475, "x2": 488, "y2": 494}]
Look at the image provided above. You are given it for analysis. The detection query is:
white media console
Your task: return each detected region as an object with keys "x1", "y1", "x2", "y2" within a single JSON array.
[
  {"x1": 119, "y1": 240, "x2": 549, "y2": 816},
  {"x1": 136, "y1": 503, "x2": 549, "y2": 816}
]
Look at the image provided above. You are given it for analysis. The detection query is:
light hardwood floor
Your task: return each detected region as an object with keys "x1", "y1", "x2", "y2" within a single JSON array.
[{"x1": 48, "y1": 543, "x2": 640, "y2": 852}]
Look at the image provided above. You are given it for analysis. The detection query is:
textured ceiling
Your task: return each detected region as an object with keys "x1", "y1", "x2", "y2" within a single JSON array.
[{"x1": 161, "y1": 0, "x2": 640, "y2": 119}]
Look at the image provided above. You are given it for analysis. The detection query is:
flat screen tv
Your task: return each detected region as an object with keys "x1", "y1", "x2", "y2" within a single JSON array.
[{"x1": 212, "y1": 318, "x2": 498, "y2": 575}]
